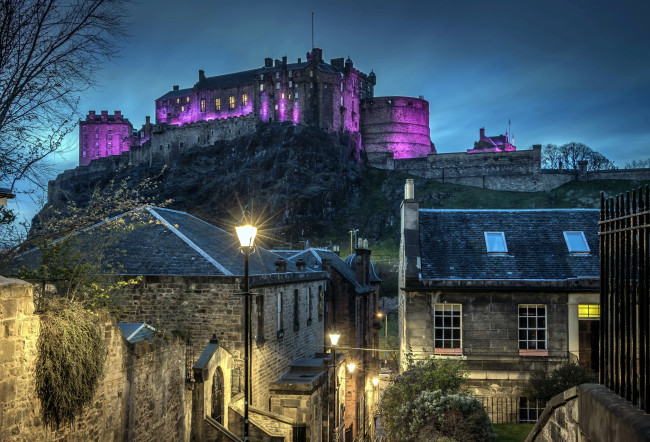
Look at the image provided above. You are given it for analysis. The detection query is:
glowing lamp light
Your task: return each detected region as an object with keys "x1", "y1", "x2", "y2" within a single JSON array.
[
  {"x1": 235, "y1": 225, "x2": 257, "y2": 248},
  {"x1": 376, "y1": 312, "x2": 384, "y2": 318},
  {"x1": 372, "y1": 378, "x2": 379, "y2": 387},
  {"x1": 329, "y1": 330, "x2": 341, "y2": 347},
  {"x1": 347, "y1": 363, "x2": 356, "y2": 373}
]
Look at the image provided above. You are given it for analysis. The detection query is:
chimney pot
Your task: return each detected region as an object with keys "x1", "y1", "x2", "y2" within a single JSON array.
[
  {"x1": 405, "y1": 179, "x2": 414, "y2": 199},
  {"x1": 265, "y1": 57, "x2": 273, "y2": 68},
  {"x1": 199, "y1": 69, "x2": 205, "y2": 81},
  {"x1": 173, "y1": 85, "x2": 179, "y2": 91}
]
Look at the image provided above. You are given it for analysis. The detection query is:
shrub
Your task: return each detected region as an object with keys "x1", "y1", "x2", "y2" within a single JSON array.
[{"x1": 524, "y1": 362, "x2": 597, "y2": 403}]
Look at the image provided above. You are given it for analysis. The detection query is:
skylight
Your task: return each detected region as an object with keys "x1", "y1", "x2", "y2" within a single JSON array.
[
  {"x1": 564, "y1": 231, "x2": 590, "y2": 253},
  {"x1": 485, "y1": 232, "x2": 507, "y2": 253}
]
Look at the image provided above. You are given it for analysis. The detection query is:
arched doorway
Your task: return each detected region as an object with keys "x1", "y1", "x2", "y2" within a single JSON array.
[{"x1": 211, "y1": 367, "x2": 224, "y2": 424}]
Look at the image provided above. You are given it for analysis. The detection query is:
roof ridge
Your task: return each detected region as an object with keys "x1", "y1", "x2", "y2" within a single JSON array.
[{"x1": 147, "y1": 207, "x2": 233, "y2": 276}]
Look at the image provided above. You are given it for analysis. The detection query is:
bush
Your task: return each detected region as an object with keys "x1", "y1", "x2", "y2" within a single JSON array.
[{"x1": 524, "y1": 363, "x2": 597, "y2": 403}]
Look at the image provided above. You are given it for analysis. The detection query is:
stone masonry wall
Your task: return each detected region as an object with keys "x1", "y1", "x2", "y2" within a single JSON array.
[
  {"x1": 0, "y1": 277, "x2": 188, "y2": 442},
  {"x1": 115, "y1": 274, "x2": 327, "y2": 413}
]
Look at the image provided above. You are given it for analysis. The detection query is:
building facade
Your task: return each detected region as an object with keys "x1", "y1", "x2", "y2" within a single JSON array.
[
  {"x1": 398, "y1": 180, "x2": 600, "y2": 422},
  {"x1": 78, "y1": 110, "x2": 133, "y2": 166}
]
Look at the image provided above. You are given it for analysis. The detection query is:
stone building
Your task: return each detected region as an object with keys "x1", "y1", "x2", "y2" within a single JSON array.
[
  {"x1": 467, "y1": 126, "x2": 516, "y2": 153},
  {"x1": 274, "y1": 246, "x2": 382, "y2": 440},
  {"x1": 398, "y1": 180, "x2": 600, "y2": 422},
  {"x1": 13, "y1": 207, "x2": 344, "y2": 441},
  {"x1": 78, "y1": 110, "x2": 133, "y2": 166}
]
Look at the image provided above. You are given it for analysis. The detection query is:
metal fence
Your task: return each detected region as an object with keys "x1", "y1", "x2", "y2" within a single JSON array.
[
  {"x1": 599, "y1": 186, "x2": 649, "y2": 412},
  {"x1": 475, "y1": 396, "x2": 542, "y2": 424}
]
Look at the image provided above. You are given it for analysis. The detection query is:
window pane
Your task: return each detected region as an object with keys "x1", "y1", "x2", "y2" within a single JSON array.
[{"x1": 564, "y1": 231, "x2": 590, "y2": 253}]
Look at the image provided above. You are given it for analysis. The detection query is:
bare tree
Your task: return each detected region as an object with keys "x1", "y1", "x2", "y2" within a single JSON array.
[
  {"x1": 541, "y1": 142, "x2": 616, "y2": 171},
  {"x1": 625, "y1": 158, "x2": 650, "y2": 169},
  {"x1": 0, "y1": 0, "x2": 130, "y2": 205}
]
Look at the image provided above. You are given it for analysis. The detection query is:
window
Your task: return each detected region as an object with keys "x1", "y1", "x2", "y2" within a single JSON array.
[
  {"x1": 82, "y1": 151, "x2": 87, "y2": 157},
  {"x1": 107, "y1": 142, "x2": 112, "y2": 149},
  {"x1": 186, "y1": 97, "x2": 190, "y2": 103},
  {"x1": 242, "y1": 94, "x2": 248, "y2": 106},
  {"x1": 579, "y1": 304, "x2": 599, "y2": 319},
  {"x1": 434, "y1": 304, "x2": 462, "y2": 354},
  {"x1": 107, "y1": 135, "x2": 112, "y2": 140},
  {"x1": 308, "y1": 287, "x2": 313, "y2": 324},
  {"x1": 277, "y1": 292, "x2": 284, "y2": 336},
  {"x1": 122, "y1": 126, "x2": 126, "y2": 133},
  {"x1": 215, "y1": 98, "x2": 221, "y2": 111},
  {"x1": 289, "y1": 81, "x2": 293, "y2": 88},
  {"x1": 485, "y1": 232, "x2": 507, "y2": 253},
  {"x1": 83, "y1": 142, "x2": 87, "y2": 148},
  {"x1": 95, "y1": 133, "x2": 99, "y2": 139},
  {"x1": 82, "y1": 126, "x2": 86, "y2": 131},
  {"x1": 519, "y1": 398, "x2": 544, "y2": 423},
  {"x1": 176, "y1": 98, "x2": 180, "y2": 104},
  {"x1": 256, "y1": 295, "x2": 264, "y2": 341},
  {"x1": 288, "y1": 70, "x2": 292, "y2": 77},
  {"x1": 83, "y1": 133, "x2": 87, "y2": 139},
  {"x1": 181, "y1": 106, "x2": 185, "y2": 112},
  {"x1": 293, "y1": 289, "x2": 300, "y2": 331},
  {"x1": 564, "y1": 231, "x2": 590, "y2": 253},
  {"x1": 276, "y1": 72, "x2": 279, "y2": 79},
  {"x1": 519, "y1": 305, "x2": 547, "y2": 354},
  {"x1": 276, "y1": 82, "x2": 280, "y2": 90},
  {"x1": 200, "y1": 99, "x2": 206, "y2": 112},
  {"x1": 295, "y1": 92, "x2": 299, "y2": 99},
  {"x1": 318, "y1": 286, "x2": 323, "y2": 321},
  {"x1": 260, "y1": 84, "x2": 264, "y2": 92},
  {"x1": 229, "y1": 96, "x2": 235, "y2": 109}
]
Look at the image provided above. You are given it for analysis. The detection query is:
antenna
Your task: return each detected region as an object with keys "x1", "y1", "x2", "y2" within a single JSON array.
[{"x1": 311, "y1": 12, "x2": 314, "y2": 49}]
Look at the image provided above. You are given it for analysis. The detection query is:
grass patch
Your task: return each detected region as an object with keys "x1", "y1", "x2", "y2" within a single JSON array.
[{"x1": 493, "y1": 423, "x2": 534, "y2": 441}]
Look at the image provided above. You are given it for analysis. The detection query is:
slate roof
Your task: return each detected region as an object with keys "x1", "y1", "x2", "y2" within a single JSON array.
[
  {"x1": 13, "y1": 207, "x2": 301, "y2": 277},
  {"x1": 157, "y1": 87, "x2": 193, "y2": 101},
  {"x1": 116, "y1": 322, "x2": 156, "y2": 343},
  {"x1": 279, "y1": 248, "x2": 379, "y2": 294},
  {"x1": 418, "y1": 209, "x2": 600, "y2": 280}
]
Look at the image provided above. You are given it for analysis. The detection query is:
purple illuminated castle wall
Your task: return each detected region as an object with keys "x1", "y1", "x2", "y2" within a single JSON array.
[
  {"x1": 360, "y1": 97, "x2": 434, "y2": 161},
  {"x1": 79, "y1": 111, "x2": 133, "y2": 166}
]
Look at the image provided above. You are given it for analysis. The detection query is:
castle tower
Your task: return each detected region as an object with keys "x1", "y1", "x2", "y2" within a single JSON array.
[{"x1": 79, "y1": 111, "x2": 133, "y2": 166}]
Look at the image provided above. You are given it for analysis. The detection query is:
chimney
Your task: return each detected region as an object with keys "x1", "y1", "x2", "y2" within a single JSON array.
[
  {"x1": 275, "y1": 59, "x2": 281, "y2": 67},
  {"x1": 173, "y1": 85, "x2": 179, "y2": 91},
  {"x1": 275, "y1": 258, "x2": 287, "y2": 273},
  {"x1": 199, "y1": 69, "x2": 205, "y2": 81},
  {"x1": 479, "y1": 127, "x2": 485, "y2": 141},
  {"x1": 296, "y1": 258, "x2": 306, "y2": 271},
  {"x1": 145, "y1": 115, "x2": 151, "y2": 126},
  {"x1": 114, "y1": 110, "x2": 122, "y2": 121},
  {"x1": 101, "y1": 110, "x2": 108, "y2": 121},
  {"x1": 298, "y1": 57, "x2": 302, "y2": 63},
  {"x1": 265, "y1": 57, "x2": 273, "y2": 67},
  {"x1": 282, "y1": 56, "x2": 287, "y2": 68},
  {"x1": 401, "y1": 179, "x2": 421, "y2": 284},
  {"x1": 311, "y1": 48, "x2": 323, "y2": 64},
  {"x1": 88, "y1": 110, "x2": 96, "y2": 121}
]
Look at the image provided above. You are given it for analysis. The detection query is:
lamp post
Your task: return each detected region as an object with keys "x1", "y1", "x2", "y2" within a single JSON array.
[
  {"x1": 329, "y1": 330, "x2": 341, "y2": 442},
  {"x1": 377, "y1": 312, "x2": 388, "y2": 339},
  {"x1": 236, "y1": 224, "x2": 257, "y2": 442}
]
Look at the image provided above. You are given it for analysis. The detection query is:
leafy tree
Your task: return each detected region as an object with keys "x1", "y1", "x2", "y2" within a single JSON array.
[
  {"x1": 0, "y1": 0, "x2": 130, "y2": 227},
  {"x1": 379, "y1": 358, "x2": 471, "y2": 440},
  {"x1": 541, "y1": 142, "x2": 616, "y2": 171},
  {"x1": 524, "y1": 363, "x2": 597, "y2": 403},
  {"x1": 625, "y1": 158, "x2": 650, "y2": 169}
]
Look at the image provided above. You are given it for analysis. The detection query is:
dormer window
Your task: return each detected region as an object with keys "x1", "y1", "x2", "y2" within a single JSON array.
[
  {"x1": 564, "y1": 231, "x2": 590, "y2": 253},
  {"x1": 485, "y1": 232, "x2": 507, "y2": 253}
]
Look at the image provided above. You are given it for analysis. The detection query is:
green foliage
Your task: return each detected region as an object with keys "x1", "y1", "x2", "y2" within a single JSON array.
[
  {"x1": 524, "y1": 363, "x2": 597, "y2": 403},
  {"x1": 36, "y1": 299, "x2": 106, "y2": 429},
  {"x1": 379, "y1": 358, "x2": 469, "y2": 440}
]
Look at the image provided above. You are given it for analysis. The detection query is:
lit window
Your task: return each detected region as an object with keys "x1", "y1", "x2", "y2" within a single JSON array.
[
  {"x1": 434, "y1": 304, "x2": 462, "y2": 354},
  {"x1": 200, "y1": 99, "x2": 206, "y2": 112},
  {"x1": 95, "y1": 133, "x2": 98, "y2": 139},
  {"x1": 289, "y1": 81, "x2": 293, "y2": 88},
  {"x1": 295, "y1": 92, "x2": 299, "y2": 99},
  {"x1": 276, "y1": 82, "x2": 280, "y2": 90},
  {"x1": 281, "y1": 93, "x2": 285, "y2": 99},
  {"x1": 276, "y1": 72, "x2": 279, "y2": 79},
  {"x1": 288, "y1": 93, "x2": 292, "y2": 100},
  {"x1": 579, "y1": 304, "x2": 600, "y2": 319},
  {"x1": 341, "y1": 96, "x2": 343, "y2": 106},
  {"x1": 288, "y1": 70, "x2": 293, "y2": 77},
  {"x1": 82, "y1": 151, "x2": 87, "y2": 157},
  {"x1": 186, "y1": 97, "x2": 190, "y2": 103},
  {"x1": 260, "y1": 74, "x2": 264, "y2": 80},
  {"x1": 181, "y1": 106, "x2": 185, "y2": 112},
  {"x1": 176, "y1": 98, "x2": 180, "y2": 104},
  {"x1": 215, "y1": 98, "x2": 221, "y2": 111},
  {"x1": 242, "y1": 93, "x2": 248, "y2": 106},
  {"x1": 108, "y1": 142, "x2": 112, "y2": 149},
  {"x1": 229, "y1": 96, "x2": 235, "y2": 109},
  {"x1": 260, "y1": 84, "x2": 264, "y2": 92},
  {"x1": 519, "y1": 305, "x2": 546, "y2": 351},
  {"x1": 485, "y1": 232, "x2": 507, "y2": 253},
  {"x1": 310, "y1": 70, "x2": 313, "y2": 77},
  {"x1": 564, "y1": 231, "x2": 590, "y2": 253},
  {"x1": 274, "y1": 104, "x2": 278, "y2": 110}
]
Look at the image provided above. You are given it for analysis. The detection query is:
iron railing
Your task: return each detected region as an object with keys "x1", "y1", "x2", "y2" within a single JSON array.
[{"x1": 599, "y1": 186, "x2": 649, "y2": 412}]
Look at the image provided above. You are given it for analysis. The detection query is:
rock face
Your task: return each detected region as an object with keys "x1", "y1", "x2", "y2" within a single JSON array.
[{"x1": 41, "y1": 123, "x2": 365, "y2": 245}]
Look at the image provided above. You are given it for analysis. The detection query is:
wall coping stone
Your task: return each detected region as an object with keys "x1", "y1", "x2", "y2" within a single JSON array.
[{"x1": 525, "y1": 386, "x2": 579, "y2": 441}]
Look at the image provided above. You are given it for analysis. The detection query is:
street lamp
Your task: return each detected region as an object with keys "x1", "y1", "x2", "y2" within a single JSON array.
[
  {"x1": 329, "y1": 330, "x2": 341, "y2": 442},
  {"x1": 377, "y1": 312, "x2": 388, "y2": 339},
  {"x1": 236, "y1": 224, "x2": 257, "y2": 442}
]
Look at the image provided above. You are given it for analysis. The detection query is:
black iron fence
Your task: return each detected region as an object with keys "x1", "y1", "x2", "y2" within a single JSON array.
[
  {"x1": 599, "y1": 186, "x2": 649, "y2": 412},
  {"x1": 475, "y1": 396, "x2": 543, "y2": 424}
]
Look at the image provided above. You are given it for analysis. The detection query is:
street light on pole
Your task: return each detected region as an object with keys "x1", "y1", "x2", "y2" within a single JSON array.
[
  {"x1": 329, "y1": 330, "x2": 341, "y2": 442},
  {"x1": 236, "y1": 224, "x2": 257, "y2": 442},
  {"x1": 377, "y1": 312, "x2": 388, "y2": 339}
]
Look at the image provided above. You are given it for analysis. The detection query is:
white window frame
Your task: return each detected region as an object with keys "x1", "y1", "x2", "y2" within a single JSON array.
[
  {"x1": 484, "y1": 231, "x2": 507, "y2": 253},
  {"x1": 433, "y1": 303, "x2": 462, "y2": 354},
  {"x1": 563, "y1": 231, "x2": 590, "y2": 253},
  {"x1": 518, "y1": 304, "x2": 547, "y2": 355}
]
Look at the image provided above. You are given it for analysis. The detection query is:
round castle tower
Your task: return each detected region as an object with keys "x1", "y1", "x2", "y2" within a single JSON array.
[{"x1": 360, "y1": 96, "x2": 433, "y2": 162}]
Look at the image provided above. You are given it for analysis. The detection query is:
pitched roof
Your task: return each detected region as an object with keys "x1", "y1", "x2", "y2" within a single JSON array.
[
  {"x1": 13, "y1": 207, "x2": 301, "y2": 277},
  {"x1": 418, "y1": 209, "x2": 600, "y2": 281}
]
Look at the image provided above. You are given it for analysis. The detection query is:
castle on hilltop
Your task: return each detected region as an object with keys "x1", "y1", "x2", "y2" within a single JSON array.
[{"x1": 79, "y1": 47, "x2": 435, "y2": 166}]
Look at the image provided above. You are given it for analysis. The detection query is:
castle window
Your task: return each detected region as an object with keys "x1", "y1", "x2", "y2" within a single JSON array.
[
  {"x1": 83, "y1": 134, "x2": 87, "y2": 139},
  {"x1": 181, "y1": 106, "x2": 185, "y2": 112},
  {"x1": 242, "y1": 94, "x2": 248, "y2": 107},
  {"x1": 340, "y1": 83, "x2": 343, "y2": 92},
  {"x1": 260, "y1": 84, "x2": 264, "y2": 92},
  {"x1": 276, "y1": 72, "x2": 279, "y2": 79},
  {"x1": 83, "y1": 142, "x2": 87, "y2": 148},
  {"x1": 310, "y1": 82, "x2": 313, "y2": 89},
  {"x1": 288, "y1": 93, "x2": 292, "y2": 100},
  {"x1": 108, "y1": 142, "x2": 112, "y2": 149},
  {"x1": 107, "y1": 135, "x2": 112, "y2": 140},
  {"x1": 95, "y1": 133, "x2": 98, "y2": 139},
  {"x1": 229, "y1": 96, "x2": 235, "y2": 109},
  {"x1": 288, "y1": 70, "x2": 293, "y2": 77},
  {"x1": 274, "y1": 104, "x2": 278, "y2": 110},
  {"x1": 276, "y1": 82, "x2": 280, "y2": 90},
  {"x1": 82, "y1": 151, "x2": 87, "y2": 157},
  {"x1": 260, "y1": 74, "x2": 264, "y2": 80},
  {"x1": 122, "y1": 126, "x2": 126, "y2": 132},
  {"x1": 95, "y1": 152, "x2": 99, "y2": 157},
  {"x1": 95, "y1": 142, "x2": 99, "y2": 148},
  {"x1": 176, "y1": 98, "x2": 180, "y2": 104},
  {"x1": 309, "y1": 70, "x2": 313, "y2": 77},
  {"x1": 200, "y1": 99, "x2": 206, "y2": 112},
  {"x1": 289, "y1": 81, "x2": 293, "y2": 88},
  {"x1": 186, "y1": 97, "x2": 190, "y2": 103},
  {"x1": 295, "y1": 92, "x2": 299, "y2": 99},
  {"x1": 82, "y1": 126, "x2": 86, "y2": 131},
  {"x1": 485, "y1": 232, "x2": 507, "y2": 253},
  {"x1": 564, "y1": 231, "x2": 590, "y2": 253},
  {"x1": 281, "y1": 93, "x2": 285, "y2": 99},
  {"x1": 341, "y1": 97, "x2": 344, "y2": 106},
  {"x1": 215, "y1": 98, "x2": 221, "y2": 111}
]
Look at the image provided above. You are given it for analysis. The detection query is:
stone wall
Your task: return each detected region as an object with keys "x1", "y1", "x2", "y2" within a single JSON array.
[
  {"x1": 115, "y1": 274, "x2": 327, "y2": 411},
  {"x1": 0, "y1": 277, "x2": 189, "y2": 442}
]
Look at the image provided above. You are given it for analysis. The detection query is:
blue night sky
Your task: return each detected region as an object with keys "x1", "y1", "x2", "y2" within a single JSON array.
[{"x1": 12, "y1": 0, "x2": 650, "y2": 220}]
